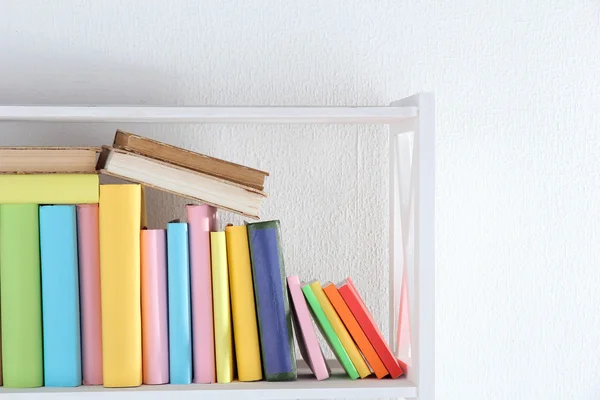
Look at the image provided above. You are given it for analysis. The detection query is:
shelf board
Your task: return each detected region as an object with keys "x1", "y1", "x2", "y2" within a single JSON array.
[
  {"x1": 0, "y1": 364, "x2": 417, "y2": 399},
  {"x1": 0, "y1": 105, "x2": 417, "y2": 124}
]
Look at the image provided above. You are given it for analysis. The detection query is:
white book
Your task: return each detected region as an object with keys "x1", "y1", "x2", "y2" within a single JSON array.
[{"x1": 97, "y1": 147, "x2": 265, "y2": 218}]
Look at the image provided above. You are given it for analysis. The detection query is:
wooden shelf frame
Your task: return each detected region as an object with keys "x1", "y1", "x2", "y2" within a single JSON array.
[{"x1": 0, "y1": 93, "x2": 435, "y2": 400}]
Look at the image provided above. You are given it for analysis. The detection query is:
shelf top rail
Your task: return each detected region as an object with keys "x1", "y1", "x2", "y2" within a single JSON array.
[{"x1": 0, "y1": 105, "x2": 417, "y2": 124}]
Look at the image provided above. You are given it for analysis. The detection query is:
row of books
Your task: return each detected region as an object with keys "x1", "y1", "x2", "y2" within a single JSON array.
[
  {"x1": 0, "y1": 130, "x2": 274, "y2": 388},
  {"x1": 0, "y1": 130, "x2": 409, "y2": 389},
  {"x1": 0, "y1": 190, "x2": 404, "y2": 388}
]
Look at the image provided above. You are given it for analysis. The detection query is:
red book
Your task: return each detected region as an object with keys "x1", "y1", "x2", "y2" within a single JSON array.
[{"x1": 338, "y1": 277, "x2": 404, "y2": 379}]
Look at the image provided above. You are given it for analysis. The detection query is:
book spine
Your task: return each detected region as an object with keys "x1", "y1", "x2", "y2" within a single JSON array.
[
  {"x1": 301, "y1": 283, "x2": 358, "y2": 380},
  {"x1": 286, "y1": 276, "x2": 329, "y2": 381},
  {"x1": 210, "y1": 232, "x2": 234, "y2": 383},
  {"x1": 0, "y1": 174, "x2": 99, "y2": 204},
  {"x1": 339, "y1": 282, "x2": 403, "y2": 379},
  {"x1": 167, "y1": 222, "x2": 193, "y2": 384},
  {"x1": 0, "y1": 327, "x2": 2, "y2": 386},
  {"x1": 225, "y1": 225, "x2": 262, "y2": 382},
  {"x1": 185, "y1": 204, "x2": 217, "y2": 383},
  {"x1": 0, "y1": 204, "x2": 43, "y2": 388},
  {"x1": 76, "y1": 204, "x2": 103, "y2": 385},
  {"x1": 310, "y1": 281, "x2": 371, "y2": 378},
  {"x1": 323, "y1": 283, "x2": 388, "y2": 379},
  {"x1": 99, "y1": 184, "x2": 142, "y2": 387},
  {"x1": 40, "y1": 205, "x2": 82, "y2": 387},
  {"x1": 247, "y1": 220, "x2": 297, "y2": 381},
  {"x1": 140, "y1": 229, "x2": 169, "y2": 384}
]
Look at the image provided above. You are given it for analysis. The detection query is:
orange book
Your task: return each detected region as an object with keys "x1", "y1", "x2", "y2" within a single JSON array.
[{"x1": 323, "y1": 283, "x2": 388, "y2": 379}]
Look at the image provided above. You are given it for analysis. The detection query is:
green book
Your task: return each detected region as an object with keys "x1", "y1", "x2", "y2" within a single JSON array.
[
  {"x1": 0, "y1": 204, "x2": 44, "y2": 387},
  {"x1": 301, "y1": 282, "x2": 359, "y2": 380}
]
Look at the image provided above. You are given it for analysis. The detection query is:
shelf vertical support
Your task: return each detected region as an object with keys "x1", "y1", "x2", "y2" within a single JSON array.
[{"x1": 390, "y1": 93, "x2": 435, "y2": 400}]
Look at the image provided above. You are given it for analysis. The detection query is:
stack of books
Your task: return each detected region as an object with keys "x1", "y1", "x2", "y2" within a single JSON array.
[{"x1": 0, "y1": 131, "x2": 407, "y2": 389}]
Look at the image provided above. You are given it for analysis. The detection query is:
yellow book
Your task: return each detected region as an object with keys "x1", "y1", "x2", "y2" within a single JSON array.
[
  {"x1": 210, "y1": 232, "x2": 234, "y2": 383},
  {"x1": 225, "y1": 225, "x2": 262, "y2": 382},
  {"x1": 99, "y1": 184, "x2": 142, "y2": 387},
  {"x1": 310, "y1": 281, "x2": 371, "y2": 378},
  {"x1": 0, "y1": 174, "x2": 98, "y2": 204}
]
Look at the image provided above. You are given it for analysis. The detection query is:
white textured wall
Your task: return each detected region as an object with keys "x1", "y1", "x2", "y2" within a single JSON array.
[{"x1": 2, "y1": 1, "x2": 600, "y2": 398}]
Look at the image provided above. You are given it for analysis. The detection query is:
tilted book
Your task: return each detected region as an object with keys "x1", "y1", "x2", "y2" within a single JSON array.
[
  {"x1": 40, "y1": 205, "x2": 82, "y2": 387},
  {"x1": 114, "y1": 130, "x2": 268, "y2": 191},
  {"x1": 97, "y1": 147, "x2": 265, "y2": 219},
  {"x1": 287, "y1": 276, "x2": 329, "y2": 381},
  {"x1": 338, "y1": 277, "x2": 404, "y2": 379},
  {"x1": 309, "y1": 280, "x2": 371, "y2": 378},
  {"x1": 323, "y1": 282, "x2": 388, "y2": 379},
  {"x1": 247, "y1": 220, "x2": 297, "y2": 381},
  {"x1": 301, "y1": 282, "x2": 358, "y2": 380}
]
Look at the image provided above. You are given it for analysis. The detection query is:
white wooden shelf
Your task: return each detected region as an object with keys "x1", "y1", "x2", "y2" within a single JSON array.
[
  {"x1": 0, "y1": 106, "x2": 417, "y2": 124},
  {"x1": 0, "y1": 93, "x2": 434, "y2": 399},
  {"x1": 0, "y1": 364, "x2": 416, "y2": 399}
]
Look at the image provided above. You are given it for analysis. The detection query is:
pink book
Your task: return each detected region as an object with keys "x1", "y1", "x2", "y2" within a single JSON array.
[
  {"x1": 287, "y1": 276, "x2": 329, "y2": 380},
  {"x1": 186, "y1": 204, "x2": 218, "y2": 383},
  {"x1": 76, "y1": 204, "x2": 103, "y2": 385},
  {"x1": 140, "y1": 229, "x2": 169, "y2": 384}
]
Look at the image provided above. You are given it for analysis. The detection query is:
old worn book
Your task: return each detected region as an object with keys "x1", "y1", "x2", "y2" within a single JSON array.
[
  {"x1": 97, "y1": 147, "x2": 266, "y2": 219},
  {"x1": 0, "y1": 147, "x2": 99, "y2": 173},
  {"x1": 113, "y1": 130, "x2": 268, "y2": 191}
]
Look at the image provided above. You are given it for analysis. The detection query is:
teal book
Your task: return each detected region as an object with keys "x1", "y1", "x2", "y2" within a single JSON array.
[
  {"x1": 167, "y1": 221, "x2": 193, "y2": 384},
  {"x1": 0, "y1": 204, "x2": 43, "y2": 388},
  {"x1": 40, "y1": 205, "x2": 82, "y2": 387},
  {"x1": 246, "y1": 220, "x2": 296, "y2": 381}
]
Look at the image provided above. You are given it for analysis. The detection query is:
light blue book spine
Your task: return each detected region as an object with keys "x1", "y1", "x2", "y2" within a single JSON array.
[
  {"x1": 39, "y1": 205, "x2": 82, "y2": 387},
  {"x1": 167, "y1": 222, "x2": 193, "y2": 384}
]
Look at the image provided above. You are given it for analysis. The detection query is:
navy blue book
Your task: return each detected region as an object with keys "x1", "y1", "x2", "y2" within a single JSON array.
[{"x1": 246, "y1": 220, "x2": 296, "y2": 381}]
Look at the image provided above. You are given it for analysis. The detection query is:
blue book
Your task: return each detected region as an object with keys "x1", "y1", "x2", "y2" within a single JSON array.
[
  {"x1": 39, "y1": 205, "x2": 82, "y2": 387},
  {"x1": 167, "y1": 221, "x2": 193, "y2": 384},
  {"x1": 246, "y1": 220, "x2": 296, "y2": 381}
]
